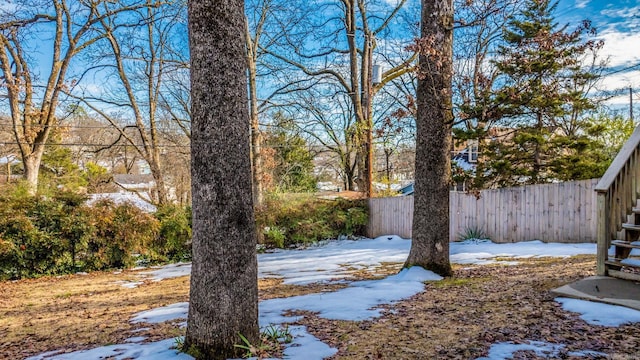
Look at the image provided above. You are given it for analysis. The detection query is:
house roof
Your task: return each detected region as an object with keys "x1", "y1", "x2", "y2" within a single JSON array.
[{"x1": 399, "y1": 149, "x2": 477, "y2": 196}]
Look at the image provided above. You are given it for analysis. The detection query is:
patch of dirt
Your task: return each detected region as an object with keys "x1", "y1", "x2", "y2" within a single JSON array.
[{"x1": 4, "y1": 256, "x2": 640, "y2": 359}]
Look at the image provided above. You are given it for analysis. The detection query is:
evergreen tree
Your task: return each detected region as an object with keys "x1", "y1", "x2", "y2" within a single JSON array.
[
  {"x1": 470, "y1": 0, "x2": 603, "y2": 187},
  {"x1": 264, "y1": 114, "x2": 317, "y2": 193}
]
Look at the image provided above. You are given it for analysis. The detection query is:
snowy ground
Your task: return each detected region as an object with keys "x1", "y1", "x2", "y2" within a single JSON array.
[
  {"x1": 87, "y1": 193, "x2": 157, "y2": 213},
  {"x1": 27, "y1": 237, "x2": 640, "y2": 360},
  {"x1": 138, "y1": 237, "x2": 598, "y2": 285}
]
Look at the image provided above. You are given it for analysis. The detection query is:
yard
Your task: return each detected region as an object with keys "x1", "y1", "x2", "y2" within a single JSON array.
[{"x1": 3, "y1": 237, "x2": 640, "y2": 359}]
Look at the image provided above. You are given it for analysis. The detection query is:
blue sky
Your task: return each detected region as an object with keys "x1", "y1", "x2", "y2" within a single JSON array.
[
  {"x1": 557, "y1": 0, "x2": 640, "y2": 106},
  {"x1": 6, "y1": 0, "x2": 640, "y2": 113}
]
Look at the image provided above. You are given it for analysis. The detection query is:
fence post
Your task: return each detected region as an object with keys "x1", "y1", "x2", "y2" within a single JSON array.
[{"x1": 596, "y1": 191, "x2": 609, "y2": 276}]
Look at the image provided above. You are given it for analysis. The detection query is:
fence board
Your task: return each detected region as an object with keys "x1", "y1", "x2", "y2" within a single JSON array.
[{"x1": 366, "y1": 178, "x2": 600, "y2": 243}]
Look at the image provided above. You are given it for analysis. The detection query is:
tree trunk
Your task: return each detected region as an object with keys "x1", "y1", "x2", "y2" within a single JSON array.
[
  {"x1": 148, "y1": 161, "x2": 168, "y2": 206},
  {"x1": 404, "y1": 0, "x2": 453, "y2": 277},
  {"x1": 358, "y1": 33, "x2": 374, "y2": 198},
  {"x1": 248, "y1": 52, "x2": 263, "y2": 206},
  {"x1": 22, "y1": 150, "x2": 44, "y2": 196},
  {"x1": 185, "y1": 1, "x2": 259, "y2": 359}
]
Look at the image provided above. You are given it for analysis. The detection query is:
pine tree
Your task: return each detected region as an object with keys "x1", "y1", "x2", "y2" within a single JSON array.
[
  {"x1": 263, "y1": 114, "x2": 317, "y2": 192},
  {"x1": 472, "y1": 0, "x2": 603, "y2": 187}
]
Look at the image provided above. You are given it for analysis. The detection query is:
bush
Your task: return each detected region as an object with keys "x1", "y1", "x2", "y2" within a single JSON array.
[
  {"x1": 0, "y1": 188, "x2": 70, "y2": 279},
  {"x1": 0, "y1": 184, "x2": 163, "y2": 279},
  {"x1": 255, "y1": 194, "x2": 368, "y2": 248},
  {"x1": 153, "y1": 205, "x2": 192, "y2": 261},
  {"x1": 0, "y1": 183, "x2": 368, "y2": 278},
  {"x1": 86, "y1": 200, "x2": 159, "y2": 270}
]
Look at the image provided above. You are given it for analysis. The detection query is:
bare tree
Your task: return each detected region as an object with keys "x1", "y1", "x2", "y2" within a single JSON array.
[
  {"x1": 265, "y1": 0, "x2": 416, "y2": 197},
  {"x1": 404, "y1": 0, "x2": 453, "y2": 276},
  {"x1": 67, "y1": 0, "x2": 186, "y2": 205},
  {"x1": 0, "y1": 0, "x2": 155, "y2": 195},
  {"x1": 245, "y1": 0, "x2": 320, "y2": 204},
  {"x1": 185, "y1": 0, "x2": 259, "y2": 358},
  {"x1": 288, "y1": 86, "x2": 359, "y2": 190}
]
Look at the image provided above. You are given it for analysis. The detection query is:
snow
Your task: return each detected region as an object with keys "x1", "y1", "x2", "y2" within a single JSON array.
[
  {"x1": 262, "y1": 238, "x2": 596, "y2": 284},
  {"x1": 281, "y1": 326, "x2": 336, "y2": 359},
  {"x1": 478, "y1": 340, "x2": 606, "y2": 359},
  {"x1": 258, "y1": 236, "x2": 410, "y2": 285},
  {"x1": 131, "y1": 303, "x2": 188, "y2": 325},
  {"x1": 259, "y1": 266, "x2": 441, "y2": 322},
  {"x1": 116, "y1": 280, "x2": 143, "y2": 289},
  {"x1": 129, "y1": 237, "x2": 597, "y2": 287},
  {"x1": 451, "y1": 239, "x2": 596, "y2": 264},
  {"x1": 140, "y1": 262, "x2": 191, "y2": 282},
  {"x1": 87, "y1": 193, "x2": 157, "y2": 213},
  {"x1": 26, "y1": 338, "x2": 191, "y2": 360},
  {"x1": 621, "y1": 258, "x2": 640, "y2": 267},
  {"x1": 125, "y1": 336, "x2": 147, "y2": 343},
  {"x1": 555, "y1": 297, "x2": 640, "y2": 326},
  {"x1": 31, "y1": 238, "x2": 626, "y2": 360}
]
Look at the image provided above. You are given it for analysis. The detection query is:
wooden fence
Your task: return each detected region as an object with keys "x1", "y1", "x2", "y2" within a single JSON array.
[{"x1": 367, "y1": 178, "x2": 599, "y2": 243}]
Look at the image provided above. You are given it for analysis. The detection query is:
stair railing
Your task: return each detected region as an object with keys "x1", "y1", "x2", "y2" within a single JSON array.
[{"x1": 595, "y1": 125, "x2": 640, "y2": 275}]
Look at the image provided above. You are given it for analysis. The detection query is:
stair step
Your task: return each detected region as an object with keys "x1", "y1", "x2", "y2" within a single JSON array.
[
  {"x1": 611, "y1": 240, "x2": 640, "y2": 249},
  {"x1": 608, "y1": 269, "x2": 640, "y2": 282},
  {"x1": 606, "y1": 258, "x2": 640, "y2": 269},
  {"x1": 633, "y1": 207, "x2": 640, "y2": 214},
  {"x1": 622, "y1": 223, "x2": 640, "y2": 231}
]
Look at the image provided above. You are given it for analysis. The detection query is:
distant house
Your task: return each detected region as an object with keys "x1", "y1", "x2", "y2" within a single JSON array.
[
  {"x1": 398, "y1": 145, "x2": 478, "y2": 196},
  {"x1": 399, "y1": 182, "x2": 414, "y2": 196}
]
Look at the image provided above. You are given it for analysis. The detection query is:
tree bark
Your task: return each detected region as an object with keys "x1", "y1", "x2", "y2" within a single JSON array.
[
  {"x1": 22, "y1": 152, "x2": 44, "y2": 194},
  {"x1": 185, "y1": 1, "x2": 259, "y2": 358},
  {"x1": 404, "y1": 0, "x2": 453, "y2": 277}
]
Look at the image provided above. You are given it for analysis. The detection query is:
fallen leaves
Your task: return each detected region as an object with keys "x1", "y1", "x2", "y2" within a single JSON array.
[{"x1": 3, "y1": 255, "x2": 640, "y2": 359}]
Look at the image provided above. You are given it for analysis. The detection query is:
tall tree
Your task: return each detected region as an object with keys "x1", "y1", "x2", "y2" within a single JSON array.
[
  {"x1": 69, "y1": 0, "x2": 187, "y2": 205},
  {"x1": 244, "y1": 0, "x2": 313, "y2": 205},
  {"x1": 291, "y1": 85, "x2": 359, "y2": 191},
  {"x1": 263, "y1": 113, "x2": 317, "y2": 192},
  {"x1": 404, "y1": 0, "x2": 453, "y2": 276},
  {"x1": 0, "y1": 0, "x2": 153, "y2": 195},
  {"x1": 474, "y1": 0, "x2": 603, "y2": 187},
  {"x1": 185, "y1": 0, "x2": 259, "y2": 358},
  {"x1": 266, "y1": 0, "x2": 416, "y2": 196}
]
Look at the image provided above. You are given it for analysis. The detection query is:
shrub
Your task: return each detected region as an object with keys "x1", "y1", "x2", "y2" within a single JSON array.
[
  {"x1": 86, "y1": 200, "x2": 159, "y2": 270},
  {"x1": 255, "y1": 194, "x2": 368, "y2": 248},
  {"x1": 263, "y1": 226, "x2": 286, "y2": 248},
  {"x1": 0, "y1": 184, "x2": 176, "y2": 279},
  {"x1": 0, "y1": 213, "x2": 62, "y2": 279},
  {"x1": 0, "y1": 190, "x2": 71, "y2": 279},
  {"x1": 457, "y1": 226, "x2": 489, "y2": 242},
  {"x1": 153, "y1": 205, "x2": 192, "y2": 261}
]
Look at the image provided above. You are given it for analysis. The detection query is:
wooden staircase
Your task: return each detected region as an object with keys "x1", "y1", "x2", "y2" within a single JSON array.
[
  {"x1": 596, "y1": 125, "x2": 640, "y2": 280},
  {"x1": 602, "y1": 204, "x2": 640, "y2": 281}
]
